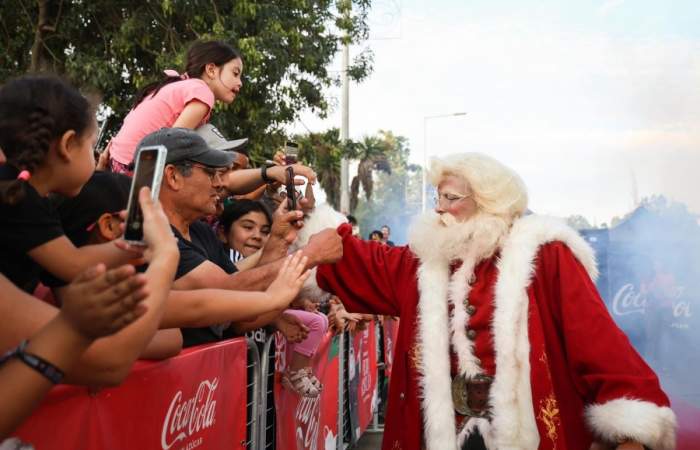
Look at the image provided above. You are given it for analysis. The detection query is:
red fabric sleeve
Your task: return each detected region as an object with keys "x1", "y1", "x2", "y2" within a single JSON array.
[
  {"x1": 537, "y1": 242, "x2": 669, "y2": 407},
  {"x1": 316, "y1": 224, "x2": 419, "y2": 317}
]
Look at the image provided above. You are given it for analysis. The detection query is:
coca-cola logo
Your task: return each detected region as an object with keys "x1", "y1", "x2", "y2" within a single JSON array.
[
  {"x1": 295, "y1": 395, "x2": 321, "y2": 449},
  {"x1": 161, "y1": 378, "x2": 219, "y2": 450},
  {"x1": 612, "y1": 283, "x2": 646, "y2": 316}
]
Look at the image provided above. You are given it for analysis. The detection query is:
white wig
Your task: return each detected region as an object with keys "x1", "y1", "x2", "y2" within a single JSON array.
[{"x1": 428, "y1": 152, "x2": 528, "y2": 222}]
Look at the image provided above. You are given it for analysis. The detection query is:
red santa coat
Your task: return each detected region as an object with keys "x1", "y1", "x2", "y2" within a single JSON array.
[{"x1": 316, "y1": 215, "x2": 676, "y2": 450}]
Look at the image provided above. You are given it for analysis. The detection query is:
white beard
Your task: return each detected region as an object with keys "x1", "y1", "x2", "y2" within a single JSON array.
[{"x1": 408, "y1": 210, "x2": 511, "y2": 266}]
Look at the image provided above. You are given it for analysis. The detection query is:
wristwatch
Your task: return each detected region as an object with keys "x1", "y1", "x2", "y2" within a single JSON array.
[
  {"x1": 260, "y1": 165, "x2": 272, "y2": 184},
  {"x1": 0, "y1": 340, "x2": 64, "y2": 384}
]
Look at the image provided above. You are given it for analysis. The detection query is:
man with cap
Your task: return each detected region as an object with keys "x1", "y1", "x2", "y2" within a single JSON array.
[{"x1": 139, "y1": 128, "x2": 342, "y2": 346}]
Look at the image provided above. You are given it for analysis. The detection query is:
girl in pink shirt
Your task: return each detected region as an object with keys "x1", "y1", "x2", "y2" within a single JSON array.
[{"x1": 108, "y1": 40, "x2": 243, "y2": 174}]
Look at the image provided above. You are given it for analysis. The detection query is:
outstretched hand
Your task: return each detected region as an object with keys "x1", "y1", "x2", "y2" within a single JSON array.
[
  {"x1": 266, "y1": 251, "x2": 311, "y2": 309},
  {"x1": 59, "y1": 263, "x2": 148, "y2": 339}
]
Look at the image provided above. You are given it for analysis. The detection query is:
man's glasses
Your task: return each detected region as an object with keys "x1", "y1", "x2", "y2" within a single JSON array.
[
  {"x1": 186, "y1": 161, "x2": 228, "y2": 182},
  {"x1": 434, "y1": 192, "x2": 471, "y2": 208}
]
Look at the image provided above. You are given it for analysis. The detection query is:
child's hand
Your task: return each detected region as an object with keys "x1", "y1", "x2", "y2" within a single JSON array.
[
  {"x1": 266, "y1": 251, "x2": 311, "y2": 308},
  {"x1": 276, "y1": 312, "x2": 309, "y2": 343},
  {"x1": 59, "y1": 263, "x2": 148, "y2": 339}
]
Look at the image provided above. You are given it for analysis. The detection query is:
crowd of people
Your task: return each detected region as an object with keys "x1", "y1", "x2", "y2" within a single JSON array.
[
  {"x1": 0, "y1": 39, "x2": 385, "y2": 441},
  {"x1": 0, "y1": 38, "x2": 678, "y2": 450}
]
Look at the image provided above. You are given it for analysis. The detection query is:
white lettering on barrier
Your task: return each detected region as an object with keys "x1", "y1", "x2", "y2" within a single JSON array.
[
  {"x1": 161, "y1": 378, "x2": 219, "y2": 450},
  {"x1": 295, "y1": 395, "x2": 321, "y2": 450}
]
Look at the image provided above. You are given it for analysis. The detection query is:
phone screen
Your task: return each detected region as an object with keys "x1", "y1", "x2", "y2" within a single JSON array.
[
  {"x1": 124, "y1": 149, "x2": 158, "y2": 242},
  {"x1": 285, "y1": 141, "x2": 299, "y2": 165}
]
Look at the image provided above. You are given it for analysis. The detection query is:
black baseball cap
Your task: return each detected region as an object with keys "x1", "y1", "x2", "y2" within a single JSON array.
[
  {"x1": 138, "y1": 127, "x2": 235, "y2": 168},
  {"x1": 58, "y1": 171, "x2": 131, "y2": 247}
]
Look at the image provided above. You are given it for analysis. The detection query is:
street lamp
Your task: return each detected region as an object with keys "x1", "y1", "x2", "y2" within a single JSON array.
[{"x1": 422, "y1": 112, "x2": 468, "y2": 211}]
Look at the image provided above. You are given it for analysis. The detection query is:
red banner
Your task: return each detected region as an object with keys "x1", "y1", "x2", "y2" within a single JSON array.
[
  {"x1": 10, "y1": 339, "x2": 248, "y2": 450},
  {"x1": 274, "y1": 332, "x2": 340, "y2": 450},
  {"x1": 349, "y1": 324, "x2": 378, "y2": 437},
  {"x1": 382, "y1": 318, "x2": 399, "y2": 379}
]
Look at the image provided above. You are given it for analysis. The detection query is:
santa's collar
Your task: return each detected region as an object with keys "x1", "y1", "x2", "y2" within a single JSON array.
[{"x1": 410, "y1": 214, "x2": 598, "y2": 450}]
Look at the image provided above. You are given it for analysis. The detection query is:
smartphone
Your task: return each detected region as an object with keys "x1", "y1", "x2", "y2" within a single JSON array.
[
  {"x1": 285, "y1": 141, "x2": 299, "y2": 165},
  {"x1": 285, "y1": 166, "x2": 297, "y2": 211},
  {"x1": 124, "y1": 145, "x2": 168, "y2": 244}
]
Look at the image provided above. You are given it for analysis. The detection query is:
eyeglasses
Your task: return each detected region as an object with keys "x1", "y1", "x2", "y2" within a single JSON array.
[
  {"x1": 434, "y1": 191, "x2": 471, "y2": 208},
  {"x1": 187, "y1": 162, "x2": 228, "y2": 182}
]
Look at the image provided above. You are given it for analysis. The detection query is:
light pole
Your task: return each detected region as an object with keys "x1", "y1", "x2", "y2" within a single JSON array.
[{"x1": 422, "y1": 112, "x2": 467, "y2": 211}]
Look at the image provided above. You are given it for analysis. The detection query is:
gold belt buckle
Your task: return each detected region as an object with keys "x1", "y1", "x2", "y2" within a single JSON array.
[{"x1": 451, "y1": 373, "x2": 493, "y2": 418}]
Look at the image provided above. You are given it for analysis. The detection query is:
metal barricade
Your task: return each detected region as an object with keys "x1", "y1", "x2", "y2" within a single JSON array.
[
  {"x1": 246, "y1": 338, "x2": 262, "y2": 450},
  {"x1": 258, "y1": 334, "x2": 276, "y2": 450}
]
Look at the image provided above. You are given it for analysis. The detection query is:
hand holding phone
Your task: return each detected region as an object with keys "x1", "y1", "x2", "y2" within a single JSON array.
[
  {"x1": 124, "y1": 145, "x2": 167, "y2": 244},
  {"x1": 285, "y1": 166, "x2": 297, "y2": 211}
]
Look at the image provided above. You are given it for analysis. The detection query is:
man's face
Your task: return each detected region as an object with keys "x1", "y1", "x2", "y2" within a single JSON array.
[
  {"x1": 381, "y1": 226, "x2": 390, "y2": 239},
  {"x1": 179, "y1": 163, "x2": 227, "y2": 217},
  {"x1": 435, "y1": 174, "x2": 478, "y2": 223}
]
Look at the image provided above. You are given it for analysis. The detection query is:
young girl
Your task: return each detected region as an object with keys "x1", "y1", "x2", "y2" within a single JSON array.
[
  {"x1": 108, "y1": 40, "x2": 243, "y2": 173},
  {"x1": 221, "y1": 199, "x2": 329, "y2": 397},
  {"x1": 0, "y1": 75, "x2": 141, "y2": 293}
]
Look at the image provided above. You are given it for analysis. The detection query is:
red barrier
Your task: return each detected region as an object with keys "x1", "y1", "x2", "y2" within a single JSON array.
[
  {"x1": 10, "y1": 338, "x2": 248, "y2": 450},
  {"x1": 350, "y1": 325, "x2": 378, "y2": 436},
  {"x1": 382, "y1": 318, "x2": 399, "y2": 379},
  {"x1": 274, "y1": 332, "x2": 340, "y2": 450}
]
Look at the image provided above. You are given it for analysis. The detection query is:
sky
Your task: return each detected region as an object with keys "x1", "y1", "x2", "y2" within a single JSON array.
[{"x1": 291, "y1": 0, "x2": 700, "y2": 225}]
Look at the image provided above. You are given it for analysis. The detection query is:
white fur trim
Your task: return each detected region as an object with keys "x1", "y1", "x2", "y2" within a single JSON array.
[
  {"x1": 457, "y1": 418, "x2": 494, "y2": 449},
  {"x1": 292, "y1": 204, "x2": 347, "y2": 301},
  {"x1": 416, "y1": 261, "x2": 459, "y2": 449},
  {"x1": 411, "y1": 214, "x2": 601, "y2": 450},
  {"x1": 586, "y1": 399, "x2": 677, "y2": 450},
  {"x1": 448, "y1": 259, "x2": 483, "y2": 378}
]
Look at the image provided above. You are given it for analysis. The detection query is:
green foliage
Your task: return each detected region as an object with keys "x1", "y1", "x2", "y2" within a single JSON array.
[{"x1": 0, "y1": 0, "x2": 373, "y2": 161}]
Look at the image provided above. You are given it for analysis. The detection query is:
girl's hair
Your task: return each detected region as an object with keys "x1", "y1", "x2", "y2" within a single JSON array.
[
  {"x1": 0, "y1": 75, "x2": 94, "y2": 205},
  {"x1": 219, "y1": 199, "x2": 272, "y2": 235},
  {"x1": 133, "y1": 40, "x2": 241, "y2": 108},
  {"x1": 369, "y1": 230, "x2": 383, "y2": 240}
]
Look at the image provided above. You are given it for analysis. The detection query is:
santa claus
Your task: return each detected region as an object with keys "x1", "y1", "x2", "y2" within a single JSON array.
[{"x1": 315, "y1": 153, "x2": 676, "y2": 450}]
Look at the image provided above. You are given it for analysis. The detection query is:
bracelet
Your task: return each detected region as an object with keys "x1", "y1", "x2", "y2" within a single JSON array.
[
  {"x1": 260, "y1": 165, "x2": 272, "y2": 184},
  {"x1": 0, "y1": 340, "x2": 64, "y2": 384}
]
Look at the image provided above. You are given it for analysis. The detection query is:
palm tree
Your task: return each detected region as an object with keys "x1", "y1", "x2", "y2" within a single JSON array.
[{"x1": 349, "y1": 135, "x2": 392, "y2": 212}]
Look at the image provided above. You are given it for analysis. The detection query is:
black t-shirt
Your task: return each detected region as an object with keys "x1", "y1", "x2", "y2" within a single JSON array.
[
  {"x1": 172, "y1": 220, "x2": 238, "y2": 347},
  {"x1": 0, "y1": 168, "x2": 65, "y2": 292}
]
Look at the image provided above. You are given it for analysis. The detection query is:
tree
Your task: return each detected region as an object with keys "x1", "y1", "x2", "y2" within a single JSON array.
[
  {"x1": 351, "y1": 130, "x2": 420, "y2": 243},
  {"x1": 295, "y1": 128, "x2": 346, "y2": 210},
  {"x1": 0, "y1": 0, "x2": 374, "y2": 160},
  {"x1": 348, "y1": 134, "x2": 391, "y2": 212}
]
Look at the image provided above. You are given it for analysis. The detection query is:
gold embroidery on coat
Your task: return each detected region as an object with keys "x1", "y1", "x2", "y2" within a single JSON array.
[
  {"x1": 409, "y1": 343, "x2": 423, "y2": 371},
  {"x1": 392, "y1": 440, "x2": 402, "y2": 449},
  {"x1": 537, "y1": 394, "x2": 560, "y2": 445}
]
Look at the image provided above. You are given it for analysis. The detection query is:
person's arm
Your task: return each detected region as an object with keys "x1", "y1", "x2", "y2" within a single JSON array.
[
  {"x1": 171, "y1": 100, "x2": 210, "y2": 129},
  {"x1": 139, "y1": 329, "x2": 183, "y2": 360},
  {"x1": 0, "y1": 259, "x2": 153, "y2": 439},
  {"x1": 537, "y1": 242, "x2": 675, "y2": 450},
  {"x1": 221, "y1": 164, "x2": 317, "y2": 195},
  {"x1": 234, "y1": 249, "x2": 263, "y2": 271},
  {"x1": 174, "y1": 227, "x2": 341, "y2": 292},
  {"x1": 28, "y1": 236, "x2": 141, "y2": 283},
  {"x1": 316, "y1": 224, "x2": 418, "y2": 317}
]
